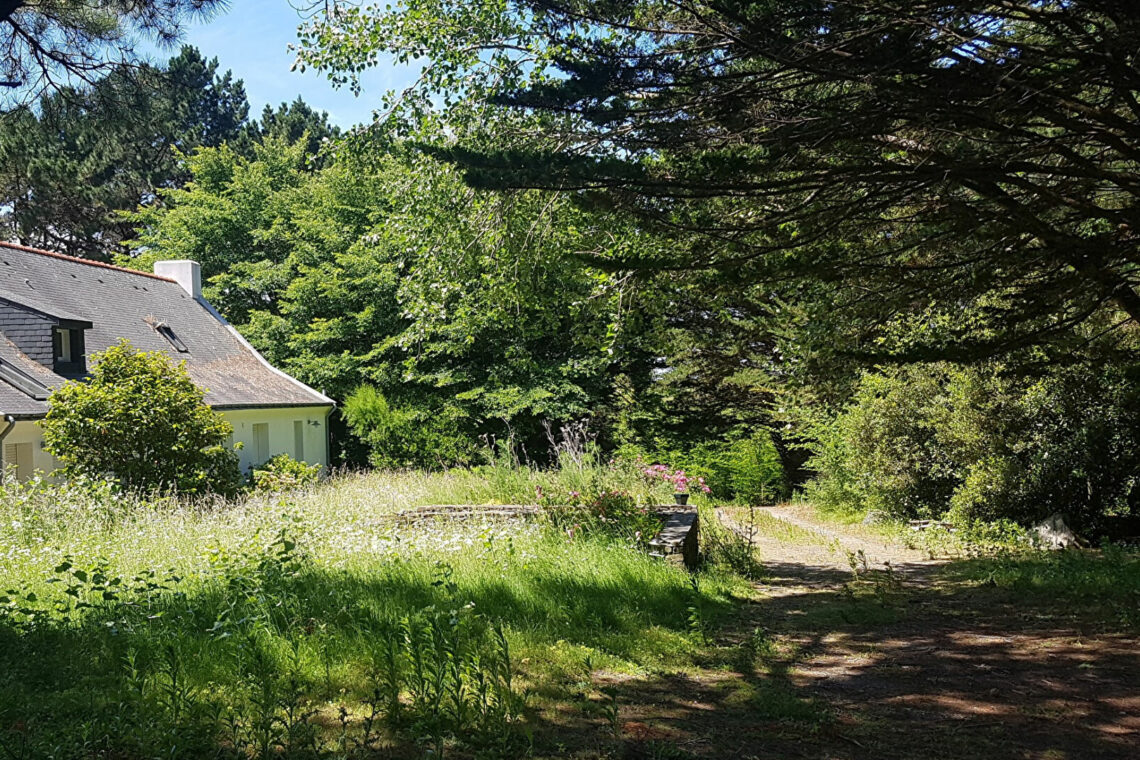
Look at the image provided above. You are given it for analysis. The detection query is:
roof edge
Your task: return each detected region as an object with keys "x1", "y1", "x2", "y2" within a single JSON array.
[
  {"x1": 195, "y1": 296, "x2": 335, "y2": 408},
  {"x1": 0, "y1": 242, "x2": 177, "y2": 283},
  {"x1": 0, "y1": 296, "x2": 93, "y2": 328},
  {"x1": 213, "y1": 402, "x2": 335, "y2": 410}
]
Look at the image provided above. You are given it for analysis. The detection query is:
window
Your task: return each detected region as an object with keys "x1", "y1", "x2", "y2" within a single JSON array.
[
  {"x1": 252, "y1": 423, "x2": 269, "y2": 465},
  {"x1": 52, "y1": 327, "x2": 86, "y2": 375},
  {"x1": 57, "y1": 329, "x2": 71, "y2": 362},
  {"x1": 3, "y1": 442, "x2": 32, "y2": 483},
  {"x1": 155, "y1": 323, "x2": 188, "y2": 353},
  {"x1": 294, "y1": 420, "x2": 305, "y2": 462}
]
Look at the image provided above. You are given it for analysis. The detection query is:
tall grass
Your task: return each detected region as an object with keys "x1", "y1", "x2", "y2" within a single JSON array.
[{"x1": 0, "y1": 467, "x2": 745, "y2": 758}]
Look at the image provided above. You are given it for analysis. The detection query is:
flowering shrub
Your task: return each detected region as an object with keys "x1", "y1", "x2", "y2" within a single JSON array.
[{"x1": 643, "y1": 464, "x2": 711, "y2": 495}]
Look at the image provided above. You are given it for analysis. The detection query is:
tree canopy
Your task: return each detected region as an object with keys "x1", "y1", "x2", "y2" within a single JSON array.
[
  {"x1": 297, "y1": 1, "x2": 1140, "y2": 364},
  {"x1": 0, "y1": 0, "x2": 223, "y2": 107},
  {"x1": 125, "y1": 138, "x2": 652, "y2": 464},
  {"x1": 0, "y1": 46, "x2": 338, "y2": 260}
]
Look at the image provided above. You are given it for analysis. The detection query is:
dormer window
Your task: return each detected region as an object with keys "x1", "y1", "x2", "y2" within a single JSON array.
[{"x1": 53, "y1": 325, "x2": 86, "y2": 376}]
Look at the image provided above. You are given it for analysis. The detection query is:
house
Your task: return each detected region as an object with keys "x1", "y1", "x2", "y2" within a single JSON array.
[{"x1": 0, "y1": 242, "x2": 334, "y2": 481}]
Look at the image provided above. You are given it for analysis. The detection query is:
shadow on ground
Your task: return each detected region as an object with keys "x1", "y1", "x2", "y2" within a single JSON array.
[
  {"x1": 1, "y1": 550, "x2": 1137, "y2": 759},
  {"x1": 596, "y1": 555, "x2": 1140, "y2": 760}
]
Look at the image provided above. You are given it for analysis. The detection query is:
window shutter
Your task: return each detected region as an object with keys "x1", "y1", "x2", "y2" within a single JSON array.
[
  {"x1": 4, "y1": 442, "x2": 31, "y2": 482},
  {"x1": 3, "y1": 443, "x2": 16, "y2": 479}
]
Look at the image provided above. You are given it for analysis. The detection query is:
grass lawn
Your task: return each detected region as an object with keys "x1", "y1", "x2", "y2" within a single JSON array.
[
  {"x1": 4, "y1": 473, "x2": 1140, "y2": 759},
  {"x1": 0, "y1": 470, "x2": 753, "y2": 758}
]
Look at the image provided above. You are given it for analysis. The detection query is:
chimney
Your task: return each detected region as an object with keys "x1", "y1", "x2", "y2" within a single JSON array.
[{"x1": 154, "y1": 260, "x2": 201, "y2": 299}]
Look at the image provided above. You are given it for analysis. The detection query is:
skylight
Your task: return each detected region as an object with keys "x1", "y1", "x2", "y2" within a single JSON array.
[{"x1": 155, "y1": 323, "x2": 188, "y2": 353}]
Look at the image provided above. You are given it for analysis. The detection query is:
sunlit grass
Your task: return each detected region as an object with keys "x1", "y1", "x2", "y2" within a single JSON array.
[{"x1": 0, "y1": 469, "x2": 749, "y2": 757}]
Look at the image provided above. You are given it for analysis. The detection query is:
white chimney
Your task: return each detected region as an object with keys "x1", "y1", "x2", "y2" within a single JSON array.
[{"x1": 154, "y1": 260, "x2": 202, "y2": 299}]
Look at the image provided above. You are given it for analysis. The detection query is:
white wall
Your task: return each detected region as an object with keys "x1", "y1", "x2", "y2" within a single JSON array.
[
  {"x1": 0, "y1": 406, "x2": 331, "y2": 482},
  {"x1": 2, "y1": 419, "x2": 60, "y2": 481},
  {"x1": 221, "y1": 406, "x2": 331, "y2": 474}
]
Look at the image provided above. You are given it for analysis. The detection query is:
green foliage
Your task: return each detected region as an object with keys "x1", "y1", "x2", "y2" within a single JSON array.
[
  {"x1": 541, "y1": 488, "x2": 664, "y2": 548},
  {"x1": 0, "y1": 46, "x2": 250, "y2": 260},
  {"x1": 296, "y1": 0, "x2": 1140, "y2": 367},
  {"x1": 0, "y1": 1, "x2": 227, "y2": 109},
  {"x1": 252, "y1": 454, "x2": 321, "y2": 493},
  {"x1": 244, "y1": 97, "x2": 341, "y2": 165},
  {"x1": 808, "y1": 362, "x2": 1140, "y2": 528},
  {"x1": 0, "y1": 471, "x2": 745, "y2": 757},
  {"x1": 343, "y1": 384, "x2": 477, "y2": 469},
  {"x1": 41, "y1": 340, "x2": 242, "y2": 495},
  {"x1": 128, "y1": 141, "x2": 634, "y2": 465},
  {"x1": 806, "y1": 368, "x2": 957, "y2": 520},
  {"x1": 948, "y1": 544, "x2": 1140, "y2": 627},
  {"x1": 620, "y1": 432, "x2": 786, "y2": 505}
]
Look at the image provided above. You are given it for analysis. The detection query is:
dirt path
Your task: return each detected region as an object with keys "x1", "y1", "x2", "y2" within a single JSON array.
[{"x1": 613, "y1": 505, "x2": 1140, "y2": 760}]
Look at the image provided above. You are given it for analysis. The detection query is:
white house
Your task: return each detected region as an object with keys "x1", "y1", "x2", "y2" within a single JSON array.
[{"x1": 0, "y1": 242, "x2": 334, "y2": 481}]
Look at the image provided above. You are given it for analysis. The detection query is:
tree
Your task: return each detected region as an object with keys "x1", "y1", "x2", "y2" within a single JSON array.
[
  {"x1": 0, "y1": 0, "x2": 224, "y2": 107},
  {"x1": 126, "y1": 138, "x2": 641, "y2": 465},
  {"x1": 0, "y1": 46, "x2": 249, "y2": 259},
  {"x1": 297, "y1": 1, "x2": 1140, "y2": 363},
  {"x1": 41, "y1": 340, "x2": 242, "y2": 494},
  {"x1": 241, "y1": 97, "x2": 340, "y2": 165}
]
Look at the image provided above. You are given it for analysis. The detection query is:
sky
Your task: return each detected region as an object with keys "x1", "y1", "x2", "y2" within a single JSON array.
[{"x1": 163, "y1": 0, "x2": 417, "y2": 128}]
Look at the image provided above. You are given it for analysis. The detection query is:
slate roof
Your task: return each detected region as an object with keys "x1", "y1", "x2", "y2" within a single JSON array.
[{"x1": 0, "y1": 242, "x2": 332, "y2": 418}]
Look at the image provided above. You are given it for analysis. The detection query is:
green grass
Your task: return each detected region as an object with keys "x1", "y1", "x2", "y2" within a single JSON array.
[
  {"x1": 944, "y1": 544, "x2": 1140, "y2": 624},
  {"x1": 0, "y1": 470, "x2": 747, "y2": 758}
]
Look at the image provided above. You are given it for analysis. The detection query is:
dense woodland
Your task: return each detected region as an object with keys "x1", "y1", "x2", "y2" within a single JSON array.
[
  {"x1": 3, "y1": 1, "x2": 1140, "y2": 533},
  {"x1": 3, "y1": 4, "x2": 1140, "y2": 759}
]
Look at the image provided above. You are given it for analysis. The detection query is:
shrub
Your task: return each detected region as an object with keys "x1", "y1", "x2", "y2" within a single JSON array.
[
  {"x1": 542, "y1": 487, "x2": 663, "y2": 546},
  {"x1": 343, "y1": 384, "x2": 478, "y2": 469},
  {"x1": 725, "y1": 433, "x2": 786, "y2": 504},
  {"x1": 808, "y1": 362, "x2": 1140, "y2": 528},
  {"x1": 251, "y1": 454, "x2": 320, "y2": 493},
  {"x1": 41, "y1": 340, "x2": 242, "y2": 495},
  {"x1": 806, "y1": 368, "x2": 957, "y2": 519},
  {"x1": 619, "y1": 431, "x2": 787, "y2": 505}
]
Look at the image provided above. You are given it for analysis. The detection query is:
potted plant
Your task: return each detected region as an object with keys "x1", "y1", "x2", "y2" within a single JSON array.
[{"x1": 643, "y1": 464, "x2": 710, "y2": 506}]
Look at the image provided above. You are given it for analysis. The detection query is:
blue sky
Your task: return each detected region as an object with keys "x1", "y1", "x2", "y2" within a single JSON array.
[{"x1": 164, "y1": 0, "x2": 417, "y2": 128}]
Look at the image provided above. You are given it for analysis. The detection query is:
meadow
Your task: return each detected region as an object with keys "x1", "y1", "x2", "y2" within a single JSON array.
[{"x1": 0, "y1": 464, "x2": 753, "y2": 759}]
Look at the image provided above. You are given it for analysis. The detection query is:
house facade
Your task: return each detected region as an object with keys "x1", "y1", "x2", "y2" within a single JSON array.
[{"x1": 0, "y1": 242, "x2": 334, "y2": 481}]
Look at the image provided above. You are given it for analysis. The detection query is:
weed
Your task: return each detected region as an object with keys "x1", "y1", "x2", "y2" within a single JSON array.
[{"x1": 0, "y1": 469, "x2": 745, "y2": 757}]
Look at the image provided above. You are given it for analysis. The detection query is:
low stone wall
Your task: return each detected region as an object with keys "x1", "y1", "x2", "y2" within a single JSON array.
[
  {"x1": 392, "y1": 504, "x2": 703, "y2": 570},
  {"x1": 647, "y1": 510, "x2": 700, "y2": 570},
  {"x1": 392, "y1": 505, "x2": 541, "y2": 524}
]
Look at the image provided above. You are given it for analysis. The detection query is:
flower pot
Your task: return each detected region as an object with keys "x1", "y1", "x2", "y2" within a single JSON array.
[{"x1": 673, "y1": 492, "x2": 689, "y2": 506}]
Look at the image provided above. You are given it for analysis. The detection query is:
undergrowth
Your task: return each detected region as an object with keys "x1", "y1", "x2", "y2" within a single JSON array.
[{"x1": 0, "y1": 469, "x2": 748, "y2": 758}]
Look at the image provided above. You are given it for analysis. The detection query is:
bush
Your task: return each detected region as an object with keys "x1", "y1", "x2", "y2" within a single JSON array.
[
  {"x1": 251, "y1": 454, "x2": 320, "y2": 492},
  {"x1": 343, "y1": 385, "x2": 478, "y2": 469},
  {"x1": 807, "y1": 362, "x2": 1140, "y2": 528},
  {"x1": 619, "y1": 431, "x2": 787, "y2": 505},
  {"x1": 806, "y1": 368, "x2": 957, "y2": 519},
  {"x1": 41, "y1": 341, "x2": 242, "y2": 495}
]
